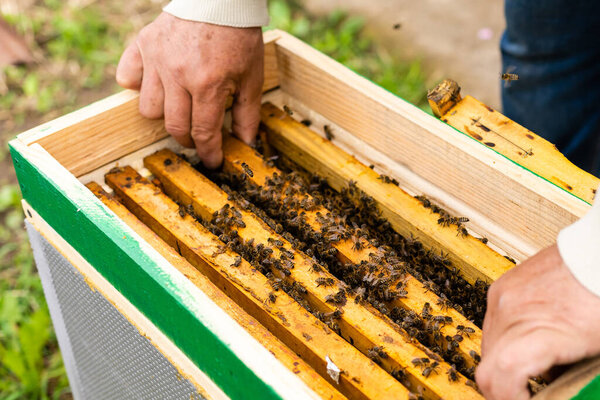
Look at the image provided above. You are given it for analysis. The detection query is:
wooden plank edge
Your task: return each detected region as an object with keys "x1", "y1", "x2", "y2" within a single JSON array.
[
  {"x1": 144, "y1": 149, "x2": 483, "y2": 400},
  {"x1": 103, "y1": 170, "x2": 397, "y2": 400},
  {"x1": 8, "y1": 140, "x2": 315, "y2": 400},
  {"x1": 271, "y1": 31, "x2": 590, "y2": 251},
  {"x1": 439, "y1": 94, "x2": 599, "y2": 205},
  {"x1": 86, "y1": 182, "x2": 345, "y2": 400},
  {"x1": 260, "y1": 102, "x2": 512, "y2": 284},
  {"x1": 221, "y1": 135, "x2": 482, "y2": 371}
]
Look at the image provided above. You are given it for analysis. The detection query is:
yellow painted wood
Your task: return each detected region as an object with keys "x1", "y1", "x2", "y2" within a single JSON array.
[
  {"x1": 440, "y1": 95, "x2": 599, "y2": 204},
  {"x1": 87, "y1": 182, "x2": 345, "y2": 400},
  {"x1": 103, "y1": 170, "x2": 403, "y2": 400},
  {"x1": 222, "y1": 136, "x2": 482, "y2": 370},
  {"x1": 260, "y1": 103, "x2": 514, "y2": 284},
  {"x1": 143, "y1": 149, "x2": 483, "y2": 400}
]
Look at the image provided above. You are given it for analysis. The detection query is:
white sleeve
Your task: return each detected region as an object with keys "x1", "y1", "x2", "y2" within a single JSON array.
[
  {"x1": 557, "y1": 186, "x2": 600, "y2": 296},
  {"x1": 163, "y1": 0, "x2": 269, "y2": 27}
]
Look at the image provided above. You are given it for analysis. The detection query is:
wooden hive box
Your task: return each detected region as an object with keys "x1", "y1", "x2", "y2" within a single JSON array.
[{"x1": 9, "y1": 30, "x2": 600, "y2": 399}]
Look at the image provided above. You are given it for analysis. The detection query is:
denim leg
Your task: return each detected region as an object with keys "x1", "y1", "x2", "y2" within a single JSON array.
[{"x1": 502, "y1": 0, "x2": 600, "y2": 176}]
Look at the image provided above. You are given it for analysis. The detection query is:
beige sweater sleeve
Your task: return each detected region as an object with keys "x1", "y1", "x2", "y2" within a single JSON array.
[
  {"x1": 557, "y1": 186, "x2": 600, "y2": 297},
  {"x1": 163, "y1": 0, "x2": 269, "y2": 27}
]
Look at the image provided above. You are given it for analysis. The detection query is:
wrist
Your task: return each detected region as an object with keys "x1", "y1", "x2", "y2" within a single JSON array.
[{"x1": 163, "y1": 0, "x2": 269, "y2": 27}]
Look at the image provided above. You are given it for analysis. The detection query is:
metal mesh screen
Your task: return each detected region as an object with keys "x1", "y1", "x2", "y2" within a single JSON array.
[{"x1": 26, "y1": 222, "x2": 208, "y2": 400}]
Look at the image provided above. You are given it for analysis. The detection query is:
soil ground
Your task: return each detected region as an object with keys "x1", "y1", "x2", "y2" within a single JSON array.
[{"x1": 302, "y1": 0, "x2": 505, "y2": 109}]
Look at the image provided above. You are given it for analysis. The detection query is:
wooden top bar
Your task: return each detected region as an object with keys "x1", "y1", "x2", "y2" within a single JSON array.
[
  {"x1": 144, "y1": 150, "x2": 483, "y2": 400},
  {"x1": 86, "y1": 182, "x2": 346, "y2": 400},
  {"x1": 104, "y1": 169, "x2": 406, "y2": 400},
  {"x1": 221, "y1": 136, "x2": 482, "y2": 371},
  {"x1": 260, "y1": 102, "x2": 514, "y2": 284}
]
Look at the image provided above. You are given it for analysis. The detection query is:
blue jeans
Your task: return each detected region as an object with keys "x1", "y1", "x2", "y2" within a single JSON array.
[{"x1": 502, "y1": 0, "x2": 600, "y2": 176}]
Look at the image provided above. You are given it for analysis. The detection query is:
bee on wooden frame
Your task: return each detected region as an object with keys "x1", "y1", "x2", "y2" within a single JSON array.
[
  {"x1": 447, "y1": 366, "x2": 459, "y2": 382},
  {"x1": 283, "y1": 104, "x2": 293, "y2": 116},
  {"x1": 422, "y1": 361, "x2": 440, "y2": 377},
  {"x1": 324, "y1": 125, "x2": 335, "y2": 140},
  {"x1": 315, "y1": 277, "x2": 335, "y2": 287},
  {"x1": 230, "y1": 255, "x2": 242, "y2": 268},
  {"x1": 241, "y1": 162, "x2": 254, "y2": 178}
]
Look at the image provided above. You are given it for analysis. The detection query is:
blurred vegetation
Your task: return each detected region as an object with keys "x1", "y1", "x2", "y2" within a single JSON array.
[
  {"x1": 266, "y1": 0, "x2": 429, "y2": 108},
  {"x1": 0, "y1": 0, "x2": 432, "y2": 398}
]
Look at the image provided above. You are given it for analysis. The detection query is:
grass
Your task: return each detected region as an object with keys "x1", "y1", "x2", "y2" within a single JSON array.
[{"x1": 0, "y1": 1, "x2": 432, "y2": 398}]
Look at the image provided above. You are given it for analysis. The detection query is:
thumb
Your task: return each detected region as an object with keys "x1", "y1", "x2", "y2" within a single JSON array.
[{"x1": 116, "y1": 41, "x2": 143, "y2": 90}]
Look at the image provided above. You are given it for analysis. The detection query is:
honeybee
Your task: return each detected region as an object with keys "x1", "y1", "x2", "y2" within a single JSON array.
[{"x1": 501, "y1": 66, "x2": 519, "y2": 87}]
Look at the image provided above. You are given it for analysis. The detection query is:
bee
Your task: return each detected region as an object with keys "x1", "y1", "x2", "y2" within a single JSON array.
[
  {"x1": 302, "y1": 332, "x2": 312, "y2": 341},
  {"x1": 178, "y1": 205, "x2": 186, "y2": 218},
  {"x1": 163, "y1": 158, "x2": 173, "y2": 166},
  {"x1": 391, "y1": 367, "x2": 407, "y2": 380},
  {"x1": 501, "y1": 73, "x2": 519, "y2": 81},
  {"x1": 469, "y1": 350, "x2": 481, "y2": 364},
  {"x1": 504, "y1": 255, "x2": 517, "y2": 264},
  {"x1": 501, "y1": 66, "x2": 519, "y2": 87},
  {"x1": 324, "y1": 125, "x2": 335, "y2": 140},
  {"x1": 456, "y1": 325, "x2": 476, "y2": 338},
  {"x1": 457, "y1": 226, "x2": 468, "y2": 238},
  {"x1": 422, "y1": 361, "x2": 440, "y2": 377},
  {"x1": 477, "y1": 237, "x2": 489, "y2": 244},
  {"x1": 283, "y1": 105, "x2": 293, "y2": 116},
  {"x1": 310, "y1": 263, "x2": 323, "y2": 273},
  {"x1": 436, "y1": 297, "x2": 453, "y2": 311},
  {"x1": 393, "y1": 23, "x2": 401, "y2": 30},
  {"x1": 300, "y1": 119, "x2": 312, "y2": 127},
  {"x1": 266, "y1": 291, "x2": 277, "y2": 304},
  {"x1": 230, "y1": 255, "x2": 242, "y2": 268},
  {"x1": 241, "y1": 162, "x2": 254, "y2": 178},
  {"x1": 421, "y1": 302, "x2": 432, "y2": 319},
  {"x1": 352, "y1": 236, "x2": 363, "y2": 251},
  {"x1": 367, "y1": 346, "x2": 388, "y2": 365},
  {"x1": 412, "y1": 357, "x2": 430, "y2": 368},
  {"x1": 447, "y1": 366, "x2": 459, "y2": 382},
  {"x1": 325, "y1": 289, "x2": 347, "y2": 305},
  {"x1": 316, "y1": 277, "x2": 335, "y2": 287}
]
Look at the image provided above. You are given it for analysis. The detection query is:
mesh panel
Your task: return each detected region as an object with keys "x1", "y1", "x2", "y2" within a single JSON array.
[{"x1": 27, "y1": 223, "x2": 208, "y2": 400}]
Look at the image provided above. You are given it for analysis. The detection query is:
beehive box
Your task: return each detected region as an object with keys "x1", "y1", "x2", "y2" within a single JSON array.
[{"x1": 9, "y1": 30, "x2": 600, "y2": 399}]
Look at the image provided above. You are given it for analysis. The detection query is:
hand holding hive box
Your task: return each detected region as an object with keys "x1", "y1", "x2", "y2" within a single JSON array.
[{"x1": 10, "y1": 30, "x2": 600, "y2": 399}]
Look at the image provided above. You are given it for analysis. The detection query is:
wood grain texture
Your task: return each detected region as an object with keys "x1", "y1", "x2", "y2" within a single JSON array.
[
  {"x1": 87, "y1": 182, "x2": 344, "y2": 400},
  {"x1": 103, "y1": 169, "x2": 398, "y2": 400},
  {"x1": 9, "y1": 141, "x2": 308, "y2": 400},
  {"x1": 440, "y1": 95, "x2": 599, "y2": 205},
  {"x1": 222, "y1": 135, "x2": 482, "y2": 370},
  {"x1": 260, "y1": 103, "x2": 513, "y2": 284},
  {"x1": 16, "y1": 30, "x2": 281, "y2": 178},
  {"x1": 272, "y1": 32, "x2": 590, "y2": 255},
  {"x1": 144, "y1": 149, "x2": 483, "y2": 400}
]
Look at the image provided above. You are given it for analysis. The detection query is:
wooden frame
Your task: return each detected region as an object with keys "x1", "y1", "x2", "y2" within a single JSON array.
[{"x1": 9, "y1": 29, "x2": 598, "y2": 398}]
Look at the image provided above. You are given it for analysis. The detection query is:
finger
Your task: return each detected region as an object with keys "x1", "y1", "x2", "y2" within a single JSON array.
[
  {"x1": 116, "y1": 41, "x2": 143, "y2": 90},
  {"x1": 231, "y1": 61, "x2": 263, "y2": 145},
  {"x1": 477, "y1": 329, "x2": 560, "y2": 400},
  {"x1": 164, "y1": 84, "x2": 193, "y2": 148},
  {"x1": 481, "y1": 281, "x2": 502, "y2": 356},
  {"x1": 191, "y1": 93, "x2": 228, "y2": 169},
  {"x1": 138, "y1": 69, "x2": 165, "y2": 120}
]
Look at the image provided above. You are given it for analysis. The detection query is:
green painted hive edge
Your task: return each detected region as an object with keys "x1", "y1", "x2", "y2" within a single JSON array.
[
  {"x1": 571, "y1": 374, "x2": 600, "y2": 399},
  {"x1": 9, "y1": 140, "x2": 284, "y2": 400}
]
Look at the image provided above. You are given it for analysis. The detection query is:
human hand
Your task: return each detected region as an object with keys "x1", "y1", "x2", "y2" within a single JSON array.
[
  {"x1": 476, "y1": 244, "x2": 600, "y2": 399},
  {"x1": 116, "y1": 12, "x2": 264, "y2": 168}
]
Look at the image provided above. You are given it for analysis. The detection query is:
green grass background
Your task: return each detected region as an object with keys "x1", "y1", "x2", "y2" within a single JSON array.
[{"x1": 0, "y1": 1, "x2": 431, "y2": 398}]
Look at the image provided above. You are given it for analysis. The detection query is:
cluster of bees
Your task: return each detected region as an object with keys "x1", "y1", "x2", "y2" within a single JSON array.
[{"x1": 189, "y1": 151, "x2": 491, "y2": 383}]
